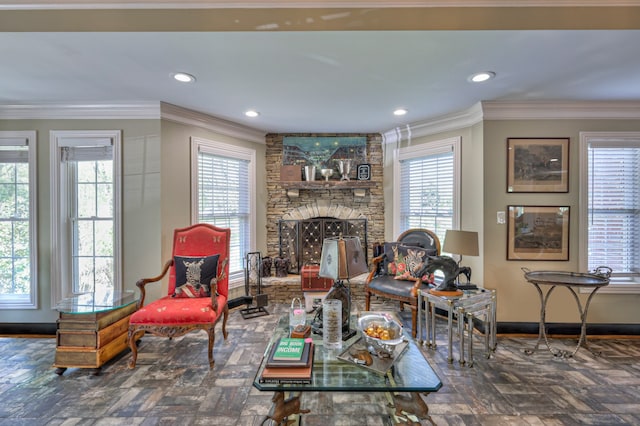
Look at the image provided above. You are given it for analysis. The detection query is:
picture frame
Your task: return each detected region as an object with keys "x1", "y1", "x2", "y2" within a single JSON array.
[
  {"x1": 507, "y1": 138, "x2": 569, "y2": 193},
  {"x1": 357, "y1": 163, "x2": 371, "y2": 180},
  {"x1": 507, "y1": 206, "x2": 570, "y2": 261}
]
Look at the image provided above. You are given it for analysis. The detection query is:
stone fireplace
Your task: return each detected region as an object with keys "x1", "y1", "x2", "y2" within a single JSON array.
[{"x1": 265, "y1": 133, "x2": 385, "y2": 278}]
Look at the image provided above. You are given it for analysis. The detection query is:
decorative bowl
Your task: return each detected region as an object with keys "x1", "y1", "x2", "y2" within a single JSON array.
[
  {"x1": 320, "y1": 168, "x2": 334, "y2": 181},
  {"x1": 358, "y1": 312, "x2": 405, "y2": 350}
]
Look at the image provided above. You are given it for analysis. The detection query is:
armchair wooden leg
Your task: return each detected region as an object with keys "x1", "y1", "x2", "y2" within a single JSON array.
[
  {"x1": 207, "y1": 328, "x2": 216, "y2": 369},
  {"x1": 365, "y1": 292, "x2": 371, "y2": 312},
  {"x1": 222, "y1": 304, "x2": 229, "y2": 340},
  {"x1": 127, "y1": 327, "x2": 139, "y2": 369}
]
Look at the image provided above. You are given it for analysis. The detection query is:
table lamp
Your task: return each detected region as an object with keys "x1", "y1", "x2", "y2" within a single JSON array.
[
  {"x1": 313, "y1": 235, "x2": 368, "y2": 340},
  {"x1": 442, "y1": 229, "x2": 479, "y2": 288}
]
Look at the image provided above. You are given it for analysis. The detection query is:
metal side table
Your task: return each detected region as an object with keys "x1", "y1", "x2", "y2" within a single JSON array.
[{"x1": 418, "y1": 287, "x2": 497, "y2": 366}]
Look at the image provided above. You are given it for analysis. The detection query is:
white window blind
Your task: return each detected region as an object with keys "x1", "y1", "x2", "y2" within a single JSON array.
[
  {"x1": 198, "y1": 151, "x2": 250, "y2": 277},
  {"x1": 399, "y1": 150, "x2": 454, "y2": 242},
  {"x1": 588, "y1": 140, "x2": 640, "y2": 277}
]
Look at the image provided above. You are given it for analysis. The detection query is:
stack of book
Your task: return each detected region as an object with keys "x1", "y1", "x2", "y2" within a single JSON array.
[{"x1": 259, "y1": 337, "x2": 314, "y2": 384}]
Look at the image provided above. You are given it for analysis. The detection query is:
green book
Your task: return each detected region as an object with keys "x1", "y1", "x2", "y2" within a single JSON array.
[{"x1": 272, "y1": 337, "x2": 306, "y2": 361}]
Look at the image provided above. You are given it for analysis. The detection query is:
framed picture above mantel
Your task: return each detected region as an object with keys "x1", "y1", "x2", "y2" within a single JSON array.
[
  {"x1": 506, "y1": 137, "x2": 569, "y2": 193},
  {"x1": 282, "y1": 136, "x2": 367, "y2": 170}
]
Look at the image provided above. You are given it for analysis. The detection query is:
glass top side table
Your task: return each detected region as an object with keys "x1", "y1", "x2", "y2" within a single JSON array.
[
  {"x1": 418, "y1": 287, "x2": 497, "y2": 365},
  {"x1": 53, "y1": 291, "x2": 138, "y2": 375}
]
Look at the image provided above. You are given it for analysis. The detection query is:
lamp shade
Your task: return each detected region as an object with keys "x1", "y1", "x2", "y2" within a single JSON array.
[
  {"x1": 318, "y1": 236, "x2": 368, "y2": 280},
  {"x1": 443, "y1": 230, "x2": 479, "y2": 257}
]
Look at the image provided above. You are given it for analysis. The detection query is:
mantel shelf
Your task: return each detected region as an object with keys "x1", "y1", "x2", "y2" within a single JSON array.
[
  {"x1": 280, "y1": 180, "x2": 375, "y2": 190},
  {"x1": 280, "y1": 180, "x2": 375, "y2": 197}
]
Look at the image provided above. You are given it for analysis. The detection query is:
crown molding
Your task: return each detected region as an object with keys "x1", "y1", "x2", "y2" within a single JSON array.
[
  {"x1": 482, "y1": 100, "x2": 640, "y2": 120},
  {"x1": 382, "y1": 100, "x2": 640, "y2": 144},
  {"x1": 160, "y1": 102, "x2": 265, "y2": 144},
  {"x1": 2, "y1": 1, "x2": 639, "y2": 10},
  {"x1": 0, "y1": 102, "x2": 161, "y2": 120},
  {"x1": 382, "y1": 102, "x2": 484, "y2": 145}
]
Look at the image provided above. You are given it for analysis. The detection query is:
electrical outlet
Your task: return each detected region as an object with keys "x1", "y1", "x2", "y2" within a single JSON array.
[{"x1": 497, "y1": 211, "x2": 506, "y2": 224}]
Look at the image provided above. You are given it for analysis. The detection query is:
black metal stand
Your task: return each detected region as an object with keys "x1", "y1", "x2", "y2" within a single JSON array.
[{"x1": 239, "y1": 252, "x2": 269, "y2": 319}]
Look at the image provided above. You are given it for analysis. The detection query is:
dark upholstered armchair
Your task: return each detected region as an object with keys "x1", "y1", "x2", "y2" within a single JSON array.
[
  {"x1": 364, "y1": 228, "x2": 441, "y2": 338},
  {"x1": 127, "y1": 224, "x2": 230, "y2": 369}
]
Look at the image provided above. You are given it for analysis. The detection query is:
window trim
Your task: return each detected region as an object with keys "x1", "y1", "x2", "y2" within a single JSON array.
[
  {"x1": 50, "y1": 130, "x2": 122, "y2": 306},
  {"x1": 579, "y1": 131, "x2": 640, "y2": 294},
  {"x1": 190, "y1": 136, "x2": 256, "y2": 288},
  {"x1": 392, "y1": 136, "x2": 461, "y2": 238},
  {"x1": 0, "y1": 131, "x2": 37, "y2": 309}
]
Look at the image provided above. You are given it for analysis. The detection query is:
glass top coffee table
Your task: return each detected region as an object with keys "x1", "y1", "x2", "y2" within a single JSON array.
[{"x1": 253, "y1": 313, "x2": 442, "y2": 424}]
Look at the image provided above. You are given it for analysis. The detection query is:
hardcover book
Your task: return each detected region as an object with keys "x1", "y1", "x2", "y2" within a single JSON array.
[
  {"x1": 266, "y1": 340, "x2": 312, "y2": 368},
  {"x1": 271, "y1": 337, "x2": 306, "y2": 361},
  {"x1": 259, "y1": 344, "x2": 314, "y2": 384}
]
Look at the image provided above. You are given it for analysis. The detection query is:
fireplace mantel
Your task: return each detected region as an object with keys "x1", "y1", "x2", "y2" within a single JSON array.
[{"x1": 280, "y1": 180, "x2": 375, "y2": 197}]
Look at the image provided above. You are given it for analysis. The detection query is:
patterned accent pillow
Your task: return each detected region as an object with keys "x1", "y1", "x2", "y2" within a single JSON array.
[
  {"x1": 173, "y1": 254, "x2": 220, "y2": 298},
  {"x1": 384, "y1": 243, "x2": 436, "y2": 283}
]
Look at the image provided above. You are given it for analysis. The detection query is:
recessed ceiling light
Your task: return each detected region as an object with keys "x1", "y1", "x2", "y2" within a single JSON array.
[
  {"x1": 173, "y1": 72, "x2": 196, "y2": 83},
  {"x1": 393, "y1": 108, "x2": 408, "y2": 116},
  {"x1": 245, "y1": 110, "x2": 260, "y2": 118},
  {"x1": 469, "y1": 71, "x2": 496, "y2": 83}
]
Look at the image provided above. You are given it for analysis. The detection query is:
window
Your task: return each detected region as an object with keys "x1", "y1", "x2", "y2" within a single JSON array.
[
  {"x1": 580, "y1": 132, "x2": 640, "y2": 292},
  {"x1": 191, "y1": 137, "x2": 256, "y2": 285},
  {"x1": 393, "y1": 137, "x2": 461, "y2": 243},
  {"x1": 50, "y1": 131, "x2": 122, "y2": 304},
  {"x1": 0, "y1": 131, "x2": 37, "y2": 309}
]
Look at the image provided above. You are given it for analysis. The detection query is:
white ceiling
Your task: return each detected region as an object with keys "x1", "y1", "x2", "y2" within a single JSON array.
[{"x1": 2, "y1": 4, "x2": 640, "y2": 134}]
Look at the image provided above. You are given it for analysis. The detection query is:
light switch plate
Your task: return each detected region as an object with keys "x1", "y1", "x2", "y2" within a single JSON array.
[{"x1": 497, "y1": 211, "x2": 506, "y2": 224}]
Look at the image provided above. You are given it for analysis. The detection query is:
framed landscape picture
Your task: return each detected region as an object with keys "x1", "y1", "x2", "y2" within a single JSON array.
[
  {"x1": 507, "y1": 138, "x2": 569, "y2": 193},
  {"x1": 507, "y1": 205, "x2": 570, "y2": 261}
]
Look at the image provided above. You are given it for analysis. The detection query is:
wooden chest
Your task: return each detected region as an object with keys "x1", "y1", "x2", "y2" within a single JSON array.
[{"x1": 300, "y1": 265, "x2": 333, "y2": 291}]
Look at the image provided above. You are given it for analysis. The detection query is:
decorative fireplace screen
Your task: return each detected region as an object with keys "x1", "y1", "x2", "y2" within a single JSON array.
[{"x1": 279, "y1": 218, "x2": 368, "y2": 274}]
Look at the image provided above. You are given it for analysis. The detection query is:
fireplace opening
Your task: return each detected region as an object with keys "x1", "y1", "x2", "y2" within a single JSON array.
[{"x1": 278, "y1": 217, "x2": 368, "y2": 274}]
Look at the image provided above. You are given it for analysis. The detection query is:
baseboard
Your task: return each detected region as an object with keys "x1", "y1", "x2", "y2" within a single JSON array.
[
  {"x1": 431, "y1": 307, "x2": 640, "y2": 336},
  {"x1": 0, "y1": 323, "x2": 57, "y2": 336},
  {"x1": 495, "y1": 321, "x2": 640, "y2": 336}
]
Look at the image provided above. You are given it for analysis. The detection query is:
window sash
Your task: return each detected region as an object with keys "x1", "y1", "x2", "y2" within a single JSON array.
[{"x1": 50, "y1": 130, "x2": 121, "y2": 305}]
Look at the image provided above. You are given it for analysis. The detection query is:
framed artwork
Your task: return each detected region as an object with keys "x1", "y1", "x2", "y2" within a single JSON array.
[
  {"x1": 507, "y1": 138, "x2": 569, "y2": 193},
  {"x1": 282, "y1": 136, "x2": 367, "y2": 169},
  {"x1": 507, "y1": 206, "x2": 570, "y2": 261}
]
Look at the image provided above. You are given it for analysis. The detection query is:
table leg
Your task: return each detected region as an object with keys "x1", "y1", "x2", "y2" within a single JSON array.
[
  {"x1": 429, "y1": 301, "x2": 437, "y2": 349},
  {"x1": 417, "y1": 292, "x2": 423, "y2": 345},
  {"x1": 262, "y1": 391, "x2": 309, "y2": 425},
  {"x1": 389, "y1": 392, "x2": 435, "y2": 425},
  {"x1": 447, "y1": 299, "x2": 454, "y2": 363},
  {"x1": 525, "y1": 283, "x2": 558, "y2": 356},
  {"x1": 565, "y1": 286, "x2": 604, "y2": 357},
  {"x1": 467, "y1": 311, "x2": 475, "y2": 367},
  {"x1": 458, "y1": 307, "x2": 466, "y2": 365}
]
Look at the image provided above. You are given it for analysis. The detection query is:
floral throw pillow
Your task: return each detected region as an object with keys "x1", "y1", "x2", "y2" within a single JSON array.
[
  {"x1": 172, "y1": 254, "x2": 220, "y2": 298},
  {"x1": 384, "y1": 243, "x2": 436, "y2": 283}
]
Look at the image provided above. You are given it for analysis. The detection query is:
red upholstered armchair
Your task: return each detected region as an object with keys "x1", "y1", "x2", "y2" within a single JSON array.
[{"x1": 127, "y1": 224, "x2": 230, "y2": 369}]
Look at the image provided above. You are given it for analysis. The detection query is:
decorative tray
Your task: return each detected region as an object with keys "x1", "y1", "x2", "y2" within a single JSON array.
[
  {"x1": 337, "y1": 337, "x2": 409, "y2": 375},
  {"x1": 522, "y1": 267, "x2": 611, "y2": 286}
]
